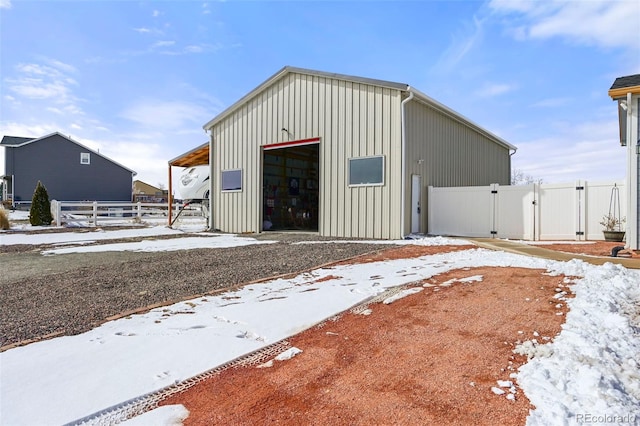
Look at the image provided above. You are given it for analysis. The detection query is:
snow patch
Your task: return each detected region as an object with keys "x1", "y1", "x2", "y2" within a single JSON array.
[
  {"x1": 120, "y1": 404, "x2": 189, "y2": 425},
  {"x1": 275, "y1": 347, "x2": 303, "y2": 361},
  {"x1": 382, "y1": 287, "x2": 423, "y2": 304}
]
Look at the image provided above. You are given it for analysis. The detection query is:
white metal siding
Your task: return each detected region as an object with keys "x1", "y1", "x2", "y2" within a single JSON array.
[
  {"x1": 210, "y1": 72, "x2": 403, "y2": 239},
  {"x1": 404, "y1": 100, "x2": 511, "y2": 234}
]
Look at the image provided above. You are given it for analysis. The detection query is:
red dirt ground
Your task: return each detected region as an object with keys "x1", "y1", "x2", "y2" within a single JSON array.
[
  {"x1": 536, "y1": 241, "x2": 630, "y2": 257},
  {"x1": 161, "y1": 243, "x2": 577, "y2": 425}
]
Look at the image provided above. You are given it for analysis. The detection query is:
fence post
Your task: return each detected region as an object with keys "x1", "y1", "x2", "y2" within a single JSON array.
[
  {"x1": 137, "y1": 202, "x2": 142, "y2": 218},
  {"x1": 52, "y1": 200, "x2": 61, "y2": 227},
  {"x1": 490, "y1": 183, "x2": 499, "y2": 238},
  {"x1": 576, "y1": 180, "x2": 586, "y2": 240},
  {"x1": 533, "y1": 183, "x2": 540, "y2": 241},
  {"x1": 427, "y1": 186, "x2": 434, "y2": 235},
  {"x1": 92, "y1": 201, "x2": 98, "y2": 226}
]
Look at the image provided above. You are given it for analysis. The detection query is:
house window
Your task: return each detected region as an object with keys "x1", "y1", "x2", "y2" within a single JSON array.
[
  {"x1": 80, "y1": 152, "x2": 90, "y2": 165},
  {"x1": 348, "y1": 156, "x2": 384, "y2": 186},
  {"x1": 221, "y1": 169, "x2": 242, "y2": 191}
]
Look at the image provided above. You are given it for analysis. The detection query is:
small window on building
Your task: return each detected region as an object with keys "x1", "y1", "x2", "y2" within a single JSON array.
[
  {"x1": 349, "y1": 156, "x2": 384, "y2": 186},
  {"x1": 80, "y1": 152, "x2": 90, "y2": 165},
  {"x1": 222, "y1": 169, "x2": 242, "y2": 191}
]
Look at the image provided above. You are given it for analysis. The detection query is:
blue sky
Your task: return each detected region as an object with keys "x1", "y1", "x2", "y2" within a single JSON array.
[{"x1": 1, "y1": 0, "x2": 639, "y2": 189}]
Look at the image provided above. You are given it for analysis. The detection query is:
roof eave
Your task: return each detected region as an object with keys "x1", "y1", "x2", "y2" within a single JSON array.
[
  {"x1": 5, "y1": 131, "x2": 137, "y2": 175},
  {"x1": 203, "y1": 66, "x2": 290, "y2": 131},
  {"x1": 169, "y1": 141, "x2": 209, "y2": 166},
  {"x1": 203, "y1": 66, "x2": 408, "y2": 131},
  {"x1": 608, "y1": 85, "x2": 640, "y2": 99}
]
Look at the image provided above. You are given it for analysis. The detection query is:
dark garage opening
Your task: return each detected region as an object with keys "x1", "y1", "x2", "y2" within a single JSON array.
[{"x1": 262, "y1": 142, "x2": 319, "y2": 231}]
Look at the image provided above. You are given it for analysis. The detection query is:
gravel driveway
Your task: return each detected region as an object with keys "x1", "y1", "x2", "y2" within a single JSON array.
[{"x1": 0, "y1": 232, "x2": 396, "y2": 348}]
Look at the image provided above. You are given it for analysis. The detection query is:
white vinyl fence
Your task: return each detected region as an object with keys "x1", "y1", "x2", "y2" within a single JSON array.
[
  {"x1": 428, "y1": 181, "x2": 626, "y2": 241},
  {"x1": 50, "y1": 201, "x2": 199, "y2": 227}
]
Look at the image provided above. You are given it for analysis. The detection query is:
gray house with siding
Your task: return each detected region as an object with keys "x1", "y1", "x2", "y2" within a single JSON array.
[
  {"x1": 203, "y1": 66, "x2": 516, "y2": 239},
  {"x1": 1, "y1": 132, "x2": 136, "y2": 205}
]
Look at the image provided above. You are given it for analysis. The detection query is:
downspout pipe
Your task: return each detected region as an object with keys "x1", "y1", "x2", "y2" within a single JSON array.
[
  {"x1": 400, "y1": 89, "x2": 415, "y2": 239},
  {"x1": 509, "y1": 147, "x2": 517, "y2": 184},
  {"x1": 625, "y1": 91, "x2": 635, "y2": 250}
]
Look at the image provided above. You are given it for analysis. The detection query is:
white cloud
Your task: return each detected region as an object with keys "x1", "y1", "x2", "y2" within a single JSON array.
[
  {"x1": 133, "y1": 26, "x2": 164, "y2": 37},
  {"x1": 511, "y1": 118, "x2": 626, "y2": 182},
  {"x1": 530, "y1": 97, "x2": 571, "y2": 108},
  {"x1": 5, "y1": 60, "x2": 81, "y2": 116},
  {"x1": 475, "y1": 82, "x2": 516, "y2": 98},
  {"x1": 0, "y1": 122, "x2": 59, "y2": 139},
  {"x1": 6, "y1": 77, "x2": 70, "y2": 99},
  {"x1": 152, "y1": 40, "x2": 176, "y2": 48},
  {"x1": 185, "y1": 45, "x2": 203, "y2": 53},
  {"x1": 152, "y1": 10, "x2": 160, "y2": 17},
  {"x1": 148, "y1": 42, "x2": 222, "y2": 56},
  {"x1": 120, "y1": 100, "x2": 211, "y2": 130},
  {"x1": 489, "y1": 0, "x2": 640, "y2": 50},
  {"x1": 44, "y1": 58, "x2": 77, "y2": 74},
  {"x1": 0, "y1": 0, "x2": 11, "y2": 9},
  {"x1": 433, "y1": 15, "x2": 486, "y2": 72}
]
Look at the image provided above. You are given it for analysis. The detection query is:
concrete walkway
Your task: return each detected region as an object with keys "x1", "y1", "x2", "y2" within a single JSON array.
[{"x1": 470, "y1": 238, "x2": 640, "y2": 270}]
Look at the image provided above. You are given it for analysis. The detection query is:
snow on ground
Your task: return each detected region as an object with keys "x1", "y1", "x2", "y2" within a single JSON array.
[
  {"x1": 294, "y1": 234, "x2": 473, "y2": 246},
  {"x1": 0, "y1": 226, "x2": 186, "y2": 246},
  {"x1": 41, "y1": 233, "x2": 276, "y2": 254},
  {"x1": 0, "y1": 231, "x2": 639, "y2": 425},
  {"x1": 120, "y1": 405, "x2": 189, "y2": 426}
]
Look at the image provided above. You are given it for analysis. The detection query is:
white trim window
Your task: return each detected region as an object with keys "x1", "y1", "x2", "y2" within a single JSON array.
[
  {"x1": 80, "y1": 152, "x2": 90, "y2": 165},
  {"x1": 221, "y1": 169, "x2": 242, "y2": 192},
  {"x1": 348, "y1": 155, "x2": 384, "y2": 186}
]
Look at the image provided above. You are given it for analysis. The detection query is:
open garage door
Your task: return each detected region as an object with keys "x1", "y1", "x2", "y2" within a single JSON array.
[{"x1": 262, "y1": 138, "x2": 320, "y2": 231}]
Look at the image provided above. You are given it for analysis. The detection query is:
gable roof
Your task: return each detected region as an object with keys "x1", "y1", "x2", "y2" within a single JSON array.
[
  {"x1": 608, "y1": 74, "x2": 640, "y2": 98},
  {"x1": 1, "y1": 132, "x2": 137, "y2": 175},
  {"x1": 202, "y1": 66, "x2": 516, "y2": 152},
  {"x1": 203, "y1": 66, "x2": 409, "y2": 131},
  {"x1": 1, "y1": 136, "x2": 34, "y2": 146}
]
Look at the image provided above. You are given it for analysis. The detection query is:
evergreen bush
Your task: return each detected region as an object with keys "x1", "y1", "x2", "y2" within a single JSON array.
[{"x1": 29, "y1": 181, "x2": 53, "y2": 226}]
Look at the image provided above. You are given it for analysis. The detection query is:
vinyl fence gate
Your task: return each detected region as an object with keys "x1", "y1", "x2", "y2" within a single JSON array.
[{"x1": 428, "y1": 181, "x2": 626, "y2": 241}]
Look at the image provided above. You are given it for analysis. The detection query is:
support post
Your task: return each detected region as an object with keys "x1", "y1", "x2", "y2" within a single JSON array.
[{"x1": 168, "y1": 165, "x2": 173, "y2": 227}]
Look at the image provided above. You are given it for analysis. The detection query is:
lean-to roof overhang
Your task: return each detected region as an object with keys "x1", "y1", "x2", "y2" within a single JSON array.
[{"x1": 169, "y1": 142, "x2": 209, "y2": 167}]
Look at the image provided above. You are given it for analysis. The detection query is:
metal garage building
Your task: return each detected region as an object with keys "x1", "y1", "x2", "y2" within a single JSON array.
[{"x1": 203, "y1": 66, "x2": 516, "y2": 239}]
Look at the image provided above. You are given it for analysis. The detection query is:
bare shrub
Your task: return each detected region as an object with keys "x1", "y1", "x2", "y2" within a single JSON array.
[{"x1": 0, "y1": 207, "x2": 9, "y2": 230}]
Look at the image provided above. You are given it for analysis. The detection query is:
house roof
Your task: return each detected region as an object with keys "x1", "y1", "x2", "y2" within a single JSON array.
[
  {"x1": 608, "y1": 74, "x2": 640, "y2": 98},
  {"x1": 1, "y1": 132, "x2": 137, "y2": 175},
  {"x1": 1, "y1": 136, "x2": 34, "y2": 146},
  {"x1": 169, "y1": 141, "x2": 209, "y2": 167},
  {"x1": 202, "y1": 66, "x2": 516, "y2": 152},
  {"x1": 133, "y1": 180, "x2": 167, "y2": 193}
]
